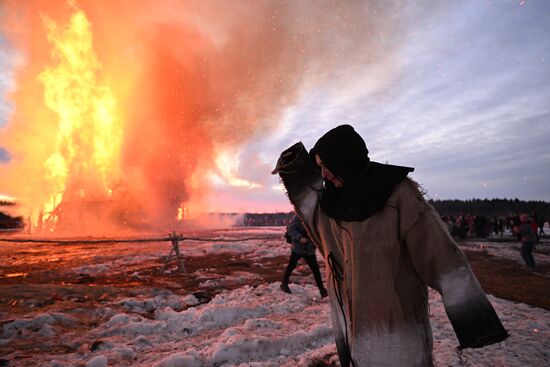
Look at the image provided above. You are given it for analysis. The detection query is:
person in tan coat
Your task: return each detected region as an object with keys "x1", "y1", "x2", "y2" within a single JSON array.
[{"x1": 272, "y1": 125, "x2": 508, "y2": 367}]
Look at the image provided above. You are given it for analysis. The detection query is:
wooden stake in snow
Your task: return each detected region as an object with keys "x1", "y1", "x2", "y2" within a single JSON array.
[{"x1": 160, "y1": 232, "x2": 186, "y2": 274}]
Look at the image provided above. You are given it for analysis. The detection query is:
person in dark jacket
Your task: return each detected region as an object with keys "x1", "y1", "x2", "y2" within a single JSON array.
[
  {"x1": 281, "y1": 214, "x2": 328, "y2": 298},
  {"x1": 517, "y1": 214, "x2": 537, "y2": 269}
]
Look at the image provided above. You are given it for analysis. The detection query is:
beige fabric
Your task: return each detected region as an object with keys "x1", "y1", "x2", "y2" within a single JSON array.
[
  {"x1": 273, "y1": 142, "x2": 506, "y2": 366},
  {"x1": 297, "y1": 178, "x2": 494, "y2": 367}
]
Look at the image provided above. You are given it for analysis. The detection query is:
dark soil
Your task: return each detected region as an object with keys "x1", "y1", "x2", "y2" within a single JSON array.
[
  {"x1": 0, "y1": 238, "x2": 548, "y2": 323},
  {"x1": 0, "y1": 236, "x2": 548, "y2": 366},
  {"x1": 0, "y1": 243, "x2": 310, "y2": 318},
  {"x1": 462, "y1": 245, "x2": 550, "y2": 310}
]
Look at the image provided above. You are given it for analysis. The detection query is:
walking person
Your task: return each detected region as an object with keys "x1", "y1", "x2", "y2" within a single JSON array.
[
  {"x1": 272, "y1": 124, "x2": 508, "y2": 367},
  {"x1": 538, "y1": 216, "x2": 546, "y2": 236},
  {"x1": 517, "y1": 214, "x2": 537, "y2": 269},
  {"x1": 498, "y1": 218, "x2": 504, "y2": 236},
  {"x1": 281, "y1": 214, "x2": 328, "y2": 298}
]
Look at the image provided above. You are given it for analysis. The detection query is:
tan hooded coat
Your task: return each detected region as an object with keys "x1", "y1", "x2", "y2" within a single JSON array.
[{"x1": 274, "y1": 143, "x2": 508, "y2": 367}]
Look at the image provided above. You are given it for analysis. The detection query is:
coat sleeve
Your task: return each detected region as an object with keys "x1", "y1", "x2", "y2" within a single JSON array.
[
  {"x1": 272, "y1": 142, "x2": 323, "y2": 248},
  {"x1": 396, "y1": 180, "x2": 509, "y2": 349}
]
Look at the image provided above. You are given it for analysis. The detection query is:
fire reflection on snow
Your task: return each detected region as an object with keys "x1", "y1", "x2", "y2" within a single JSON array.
[{"x1": 0, "y1": 228, "x2": 549, "y2": 366}]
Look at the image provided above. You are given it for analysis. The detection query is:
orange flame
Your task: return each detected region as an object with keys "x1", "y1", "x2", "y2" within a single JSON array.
[
  {"x1": 0, "y1": 0, "x2": 397, "y2": 234},
  {"x1": 38, "y1": 8, "x2": 122, "y2": 221}
]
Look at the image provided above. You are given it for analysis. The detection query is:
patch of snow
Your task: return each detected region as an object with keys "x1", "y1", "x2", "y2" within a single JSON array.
[
  {"x1": 1, "y1": 312, "x2": 76, "y2": 339},
  {"x1": 183, "y1": 294, "x2": 200, "y2": 306},
  {"x1": 85, "y1": 355, "x2": 108, "y2": 367},
  {"x1": 2, "y1": 229, "x2": 549, "y2": 366}
]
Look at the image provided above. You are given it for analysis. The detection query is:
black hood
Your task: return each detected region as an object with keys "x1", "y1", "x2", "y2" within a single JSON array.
[
  {"x1": 309, "y1": 124, "x2": 370, "y2": 185},
  {"x1": 309, "y1": 125, "x2": 414, "y2": 221}
]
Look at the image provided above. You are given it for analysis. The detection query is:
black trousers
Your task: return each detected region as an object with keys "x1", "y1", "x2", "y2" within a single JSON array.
[
  {"x1": 520, "y1": 242, "x2": 536, "y2": 269},
  {"x1": 282, "y1": 252, "x2": 325, "y2": 291}
]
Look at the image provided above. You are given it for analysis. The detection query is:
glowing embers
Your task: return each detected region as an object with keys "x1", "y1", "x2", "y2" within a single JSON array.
[{"x1": 2, "y1": 273, "x2": 28, "y2": 279}]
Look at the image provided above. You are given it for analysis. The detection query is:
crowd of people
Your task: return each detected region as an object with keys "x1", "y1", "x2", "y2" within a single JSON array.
[
  {"x1": 438, "y1": 212, "x2": 546, "y2": 271},
  {"x1": 442, "y1": 213, "x2": 547, "y2": 240}
]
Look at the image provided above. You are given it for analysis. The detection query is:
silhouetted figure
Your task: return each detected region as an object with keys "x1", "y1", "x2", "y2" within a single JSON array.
[
  {"x1": 491, "y1": 217, "x2": 498, "y2": 236},
  {"x1": 458, "y1": 215, "x2": 469, "y2": 239},
  {"x1": 474, "y1": 215, "x2": 488, "y2": 238},
  {"x1": 281, "y1": 214, "x2": 327, "y2": 298},
  {"x1": 538, "y1": 216, "x2": 546, "y2": 236},
  {"x1": 517, "y1": 214, "x2": 537, "y2": 270},
  {"x1": 497, "y1": 218, "x2": 504, "y2": 236}
]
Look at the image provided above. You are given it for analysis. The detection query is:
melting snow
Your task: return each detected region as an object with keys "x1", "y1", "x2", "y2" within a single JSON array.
[{"x1": 1, "y1": 228, "x2": 549, "y2": 366}]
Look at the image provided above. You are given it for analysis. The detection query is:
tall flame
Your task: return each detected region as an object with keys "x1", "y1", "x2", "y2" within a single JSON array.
[
  {"x1": 39, "y1": 9, "x2": 121, "y2": 221},
  {"x1": 0, "y1": 0, "x2": 397, "y2": 234}
]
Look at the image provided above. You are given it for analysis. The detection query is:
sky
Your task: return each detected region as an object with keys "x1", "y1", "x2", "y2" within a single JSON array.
[
  {"x1": 214, "y1": 0, "x2": 550, "y2": 211},
  {"x1": 1, "y1": 0, "x2": 549, "y2": 214}
]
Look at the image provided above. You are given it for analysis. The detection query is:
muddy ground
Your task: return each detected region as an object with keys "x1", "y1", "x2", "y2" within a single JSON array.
[
  {"x1": 460, "y1": 240, "x2": 550, "y2": 310},
  {"x1": 0, "y1": 234, "x2": 549, "y2": 365},
  {"x1": 1, "y1": 236, "x2": 548, "y2": 320}
]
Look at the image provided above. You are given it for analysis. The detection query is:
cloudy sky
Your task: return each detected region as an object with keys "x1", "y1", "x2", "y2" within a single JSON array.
[
  {"x1": 1, "y1": 1, "x2": 549, "y2": 213},
  {"x1": 204, "y1": 0, "x2": 550, "y2": 212}
]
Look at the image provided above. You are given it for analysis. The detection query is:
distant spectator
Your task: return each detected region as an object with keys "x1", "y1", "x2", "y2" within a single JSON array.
[
  {"x1": 511, "y1": 216, "x2": 521, "y2": 237},
  {"x1": 443, "y1": 216, "x2": 455, "y2": 235},
  {"x1": 532, "y1": 212, "x2": 539, "y2": 228},
  {"x1": 497, "y1": 218, "x2": 504, "y2": 236},
  {"x1": 492, "y1": 217, "x2": 502, "y2": 236},
  {"x1": 517, "y1": 214, "x2": 537, "y2": 270},
  {"x1": 456, "y1": 215, "x2": 468, "y2": 239},
  {"x1": 531, "y1": 220, "x2": 539, "y2": 242},
  {"x1": 538, "y1": 216, "x2": 546, "y2": 236}
]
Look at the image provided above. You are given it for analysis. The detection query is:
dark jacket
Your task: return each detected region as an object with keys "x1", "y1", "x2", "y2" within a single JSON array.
[
  {"x1": 517, "y1": 221, "x2": 537, "y2": 243},
  {"x1": 287, "y1": 215, "x2": 316, "y2": 256}
]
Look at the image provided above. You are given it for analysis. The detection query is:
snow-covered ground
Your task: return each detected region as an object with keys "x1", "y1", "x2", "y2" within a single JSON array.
[{"x1": 1, "y1": 227, "x2": 549, "y2": 366}]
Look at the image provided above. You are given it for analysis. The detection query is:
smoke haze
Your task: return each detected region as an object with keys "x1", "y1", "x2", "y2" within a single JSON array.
[{"x1": 0, "y1": 0, "x2": 399, "y2": 232}]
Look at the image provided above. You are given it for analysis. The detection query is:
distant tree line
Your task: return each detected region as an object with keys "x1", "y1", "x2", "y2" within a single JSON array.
[
  {"x1": 1, "y1": 199, "x2": 23, "y2": 230},
  {"x1": 0, "y1": 211, "x2": 24, "y2": 230},
  {"x1": 243, "y1": 212, "x2": 294, "y2": 226},
  {"x1": 428, "y1": 198, "x2": 550, "y2": 218},
  {"x1": 243, "y1": 198, "x2": 550, "y2": 227},
  {"x1": 3, "y1": 199, "x2": 549, "y2": 230},
  {"x1": 1, "y1": 195, "x2": 20, "y2": 229}
]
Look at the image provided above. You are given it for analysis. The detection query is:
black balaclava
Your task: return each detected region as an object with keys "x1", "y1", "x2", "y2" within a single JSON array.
[{"x1": 309, "y1": 124, "x2": 414, "y2": 221}]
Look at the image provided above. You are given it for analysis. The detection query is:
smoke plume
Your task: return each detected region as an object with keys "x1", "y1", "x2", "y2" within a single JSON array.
[{"x1": 0, "y1": 0, "x2": 397, "y2": 233}]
